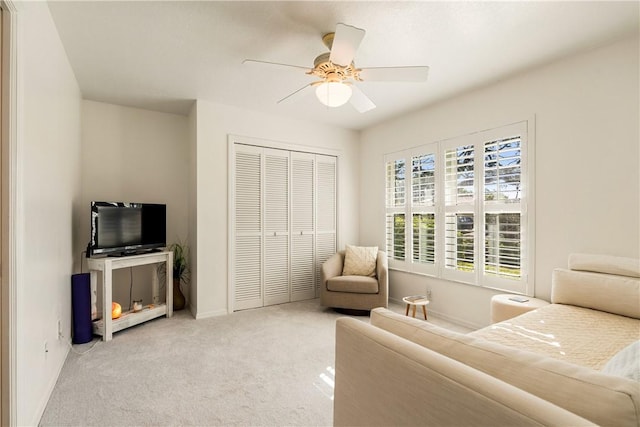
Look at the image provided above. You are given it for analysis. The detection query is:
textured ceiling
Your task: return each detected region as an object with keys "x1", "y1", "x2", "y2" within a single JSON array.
[{"x1": 47, "y1": 1, "x2": 639, "y2": 130}]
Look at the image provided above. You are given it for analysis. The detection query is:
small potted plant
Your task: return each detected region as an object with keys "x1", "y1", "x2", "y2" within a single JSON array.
[{"x1": 169, "y1": 242, "x2": 189, "y2": 311}]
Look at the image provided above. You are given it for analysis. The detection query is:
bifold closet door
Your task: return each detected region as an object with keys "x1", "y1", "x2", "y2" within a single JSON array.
[
  {"x1": 315, "y1": 155, "x2": 337, "y2": 296},
  {"x1": 263, "y1": 148, "x2": 290, "y2": 306},
  {"x1": 233, "y1": 145, "x2": 263, "y2": 310},
  {"x1": 290, "y1": 152, "x2": 316, "y2": 302},
  {"x1": 232, "y1": 143, "x2": 337, "y2": 310}
]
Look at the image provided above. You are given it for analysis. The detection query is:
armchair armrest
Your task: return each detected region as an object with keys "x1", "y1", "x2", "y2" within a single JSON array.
[
  {"x1": 376, "y1": 251, "x2": 388, "y2": 301},
  {"x1": 321, "y1": 252, "x2": 344, "y2": 288}
]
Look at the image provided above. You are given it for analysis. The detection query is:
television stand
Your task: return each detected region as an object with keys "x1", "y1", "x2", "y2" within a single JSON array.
[{"x1": 87, "y1": 251, "x2": 174, "y2": 341}]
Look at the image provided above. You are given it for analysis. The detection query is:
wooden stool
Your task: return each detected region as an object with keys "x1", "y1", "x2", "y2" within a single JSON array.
[{"x1": 402, "y1": 295, "x2": 430, "y2": 320}]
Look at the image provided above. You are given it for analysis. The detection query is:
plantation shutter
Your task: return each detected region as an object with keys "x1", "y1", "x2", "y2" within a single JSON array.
[
  {"x1": 234, "y1": 146, "x2": 263, "y2": 310},
  {"x1": 385, "y1": 158, "x2": 407, "y2": 267},
  {"x1": 443, "y1": 141, "x2": 477, "y2": 283},
  {"x1": 482, "y1": 126, "x2": 527, "y2": 290},
  {"x1": 290, "y1": 152, "x2": 316, "y2": 302},
  {"x1": 410, "y1": 148, "x2": 438, "y2": 274},
  {"x1": 263, "y1": 149, "x2": 290, "y2": 305},
  {"x1": 315, "y1": 155, "x2": 337, "y2": 296}
]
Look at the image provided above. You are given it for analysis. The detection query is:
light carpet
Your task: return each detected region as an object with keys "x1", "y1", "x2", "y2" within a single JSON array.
[{"x1": 40, "y1": 299, "x2": 468, "y2": 426}]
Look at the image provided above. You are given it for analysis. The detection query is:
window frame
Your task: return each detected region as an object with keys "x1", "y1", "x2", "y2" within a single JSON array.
[{"x1": 384, "y1": 120, "x2": 535, "y2": 295}]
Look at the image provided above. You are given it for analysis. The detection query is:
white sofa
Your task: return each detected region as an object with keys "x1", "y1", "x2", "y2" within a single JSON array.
[{"x1": 334, "y1": 254, "x2": 640, "y2": 426}]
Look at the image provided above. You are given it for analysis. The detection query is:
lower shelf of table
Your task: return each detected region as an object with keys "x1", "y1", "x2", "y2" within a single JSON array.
[{"x1": 92, "y1": 304, "x2": 167, "y2": 336}]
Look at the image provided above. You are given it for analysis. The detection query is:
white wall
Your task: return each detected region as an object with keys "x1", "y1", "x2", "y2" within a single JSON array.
[
  {"x1": 193, "y1": 100, "x2": 360, "y2": 318},
  {"x1": 17, "y1": 2, "x2": 82, "y2": 424},
  {"x1": 359, "y1": 35, "x2": 639, "y2": 328},
  {"x1": 79, "y1": 100, "x2": 190, "y2": 306}
]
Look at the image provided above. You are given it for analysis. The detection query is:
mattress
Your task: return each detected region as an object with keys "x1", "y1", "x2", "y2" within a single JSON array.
[{"x1": 470, "y1": 304, "x2": 640, "y2": 370}]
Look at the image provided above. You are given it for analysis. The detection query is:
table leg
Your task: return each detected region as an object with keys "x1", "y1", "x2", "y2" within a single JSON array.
[
  {"x1": 412, "y1": 305, "x2": 416, "y2": 318},
  {"x1": 405, "y1": 304, "x2": 410, "y2": 316},
  {"x1": 166, "y1": 251, "x2": 173, "y2": 317},
  {"x1": 422, "y1": 305, "x2": 428, "y2": 320},
  {"x1": 103, "y1": 263, "x2": 113, "y2": 342},
  {"x1": 89, "y1": 271, "x2": 98, "y2": 320}
]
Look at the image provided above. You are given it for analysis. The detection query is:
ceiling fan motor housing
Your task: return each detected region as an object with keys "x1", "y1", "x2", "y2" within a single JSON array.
[{"x1": 311, "y1": 52, "x2": 361, "y2": 82}]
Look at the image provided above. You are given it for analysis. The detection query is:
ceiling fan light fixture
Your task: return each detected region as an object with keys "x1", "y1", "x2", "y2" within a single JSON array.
[{"x1": 315, "y1": 82, "x2": 352, "y2": 107}]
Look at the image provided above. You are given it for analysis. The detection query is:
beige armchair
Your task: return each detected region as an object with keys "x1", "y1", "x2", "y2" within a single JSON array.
[{"x1": 320, "y1": 250, "x2": 389, "y2": 311}]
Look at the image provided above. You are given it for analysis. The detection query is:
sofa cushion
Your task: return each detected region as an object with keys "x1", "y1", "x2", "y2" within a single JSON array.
[
  {"x1": 342, "y1": 245, "x2": 378, "y2": 277},
  {"x1": 551, "y1": 268, "x2": 640, "y2": 319},
  {"x1": 327, "y1": 275, "x2": 379, "y2": 293},
  {"x1": 472, "y1": 304, "x2": 639, "y2": 369},
  {"x1": 370, "y1": 307, "x2": 640, "y2": 427}
]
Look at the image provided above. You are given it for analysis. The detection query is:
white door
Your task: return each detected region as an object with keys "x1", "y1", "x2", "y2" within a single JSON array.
[
  {"x1": 263, "y1": 148, "x2": 290, "y2": 305},
  {"x1": 233, "y1": 146, "x2": 263, "y2": 310},
  {"x1": 315, "y1": 155, "x2": 337, "y2": 296},
  {"x1": 290, "y1": 152, "x2": 316, "y2": 302}
]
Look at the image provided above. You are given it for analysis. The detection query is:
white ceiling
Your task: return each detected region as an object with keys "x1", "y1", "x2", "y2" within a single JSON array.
[{"x1": 47, "y1": 1, "x2": 639, "y2": 130}]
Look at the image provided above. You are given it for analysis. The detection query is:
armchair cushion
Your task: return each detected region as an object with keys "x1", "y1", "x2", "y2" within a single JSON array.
[
  {"x1": 327, "y1": 275, "x2": 379, "y2": 294},
  {"x1": 342, "y1": 244, "x2": 378, "y2": 277}
]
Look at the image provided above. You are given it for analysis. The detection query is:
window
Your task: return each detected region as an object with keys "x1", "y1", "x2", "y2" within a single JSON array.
[{"x1": 384, "y1": 121, "x2": 533, "y2": 294}]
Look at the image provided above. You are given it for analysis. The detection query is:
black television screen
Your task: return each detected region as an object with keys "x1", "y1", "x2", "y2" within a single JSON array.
[{"x1": 89, "y1": 201, "x2": 166, "y2": 256}]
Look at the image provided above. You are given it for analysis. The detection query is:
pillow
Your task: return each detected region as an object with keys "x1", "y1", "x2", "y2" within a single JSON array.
[
  {"x1": 342, "y1": 245, "x2": 378, "y2": 277},
  {"x1": 601, "y1": 340, "x2": 640, "y2": 381}
]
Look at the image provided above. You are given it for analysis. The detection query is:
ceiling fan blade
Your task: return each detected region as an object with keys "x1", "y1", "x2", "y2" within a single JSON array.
[
  {"x1": 359, "y1": 66, "x2": 430, "y2": 82},
  {"x1": 277, "y1": 83, "x2": 314, "y2": 104},
  {"x1": 329, "y1": 23, "x2": 365, "y2": 67},
  {"x1": 243, "y1": 59, "x2": 312, "y2": 73},
  {"x1": 349, "y1": 85, "x2": 376, "y2": 113}
]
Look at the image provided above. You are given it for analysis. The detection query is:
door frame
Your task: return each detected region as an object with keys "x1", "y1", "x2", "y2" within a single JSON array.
[{"x1": 1, "y1": 1, "x2": 18, "y2": 425}]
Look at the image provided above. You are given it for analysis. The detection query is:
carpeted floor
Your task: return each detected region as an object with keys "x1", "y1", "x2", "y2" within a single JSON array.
[{"x1": 40, "y1": 299, "x2": 468, "y2": 426}]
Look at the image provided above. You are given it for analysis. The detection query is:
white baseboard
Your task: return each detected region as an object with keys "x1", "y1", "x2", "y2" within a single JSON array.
[
  {"x1": 194, "y1": 308, "x2": 228, "y2": 319},
  {"x1": 389, "y1": 297, "x2": 483, "y2": 331}
]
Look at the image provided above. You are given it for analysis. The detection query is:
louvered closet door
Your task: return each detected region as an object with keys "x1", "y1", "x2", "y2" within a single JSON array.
[
  {"x1": 290, "y1": 152, "x2": 316, "y2": 302},
  {"x1": 234, "y1": 146, "x2": 263, "y2": 310},
  {"x1": 263, "y1": 148, "x2": 290, "y2": 305},
  {"x1": 315, "y1": 155, "x2": 337, "y2": 296}
]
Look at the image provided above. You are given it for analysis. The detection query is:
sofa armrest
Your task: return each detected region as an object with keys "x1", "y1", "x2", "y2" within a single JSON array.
[{"x1": 334, "y1": 317, "x2": 594, "y2": 427}]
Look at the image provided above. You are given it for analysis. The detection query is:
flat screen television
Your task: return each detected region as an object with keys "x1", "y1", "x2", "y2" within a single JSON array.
[{"x1": 88, "y1": 201, "x2": 166, "y2": 257}]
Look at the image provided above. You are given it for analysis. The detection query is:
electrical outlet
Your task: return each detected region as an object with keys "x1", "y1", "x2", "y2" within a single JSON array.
[
  {"x1": 57, "y1": 319, "x2": 63, "y2": 339},
  {"x1": 426, "y1": 290, "x2": 432, "y2": 300}
]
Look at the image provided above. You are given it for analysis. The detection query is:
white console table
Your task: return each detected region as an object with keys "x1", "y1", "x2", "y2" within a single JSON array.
[{"x1": 87, "y1": 251, "x2": 173, "y2": 341}]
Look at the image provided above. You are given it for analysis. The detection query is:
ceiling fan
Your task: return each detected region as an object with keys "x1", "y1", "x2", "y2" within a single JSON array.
[{"x1": 243, "y1": 23, "x2": 430, "y2": 113}]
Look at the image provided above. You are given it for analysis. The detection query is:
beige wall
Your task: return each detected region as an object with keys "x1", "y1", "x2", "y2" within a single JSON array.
[
  {"x1": 193, "y1": 100, "x2": 360, "y2": 318},
  {"x1": 79, "y1": 100, "x2": 190, "y2": 306},
  {"x1": 17, "y1": 2, "x2": 82, "y2": 424},
  {"x1": 359, "y1": 35, "x2": 640, "y2": 328}
]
